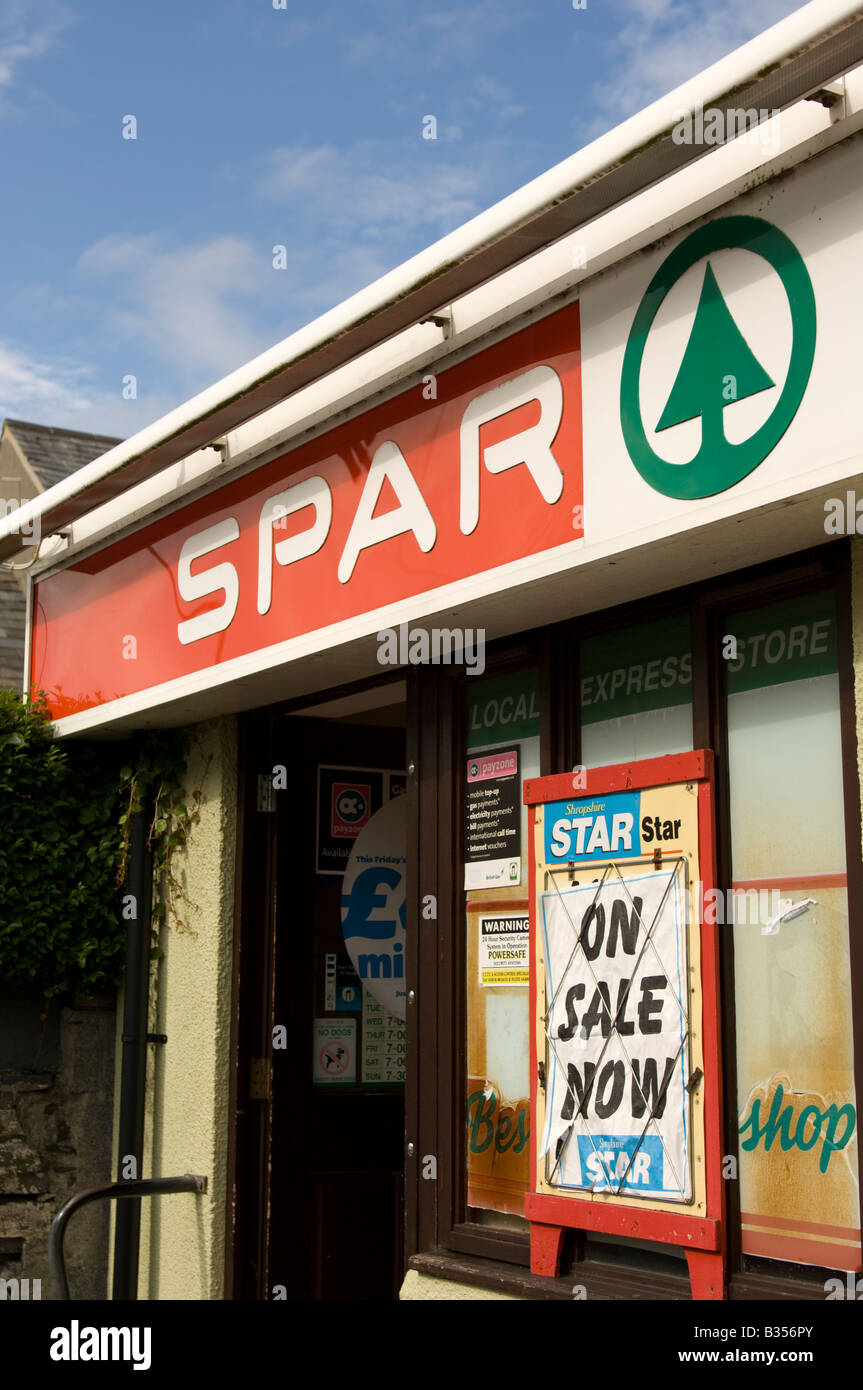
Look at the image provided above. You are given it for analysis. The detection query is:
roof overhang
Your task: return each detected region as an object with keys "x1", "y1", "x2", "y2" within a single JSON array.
[{"x1": 3, "y1": 0, "x2": 863, "y2": 560}]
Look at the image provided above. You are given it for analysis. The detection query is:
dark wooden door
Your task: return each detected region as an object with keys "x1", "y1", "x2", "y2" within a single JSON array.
[{"x1": 268, "y1": 716, "x2": 406, "y2": 1300}]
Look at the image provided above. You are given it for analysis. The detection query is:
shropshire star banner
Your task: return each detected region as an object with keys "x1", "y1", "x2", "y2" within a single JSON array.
[
  {"x1": 539, "y1": 862, "x2": 691, "y2": 1200},
  {"x1": 526, "y1": 758, "x2": 720, "y2": 1235}
]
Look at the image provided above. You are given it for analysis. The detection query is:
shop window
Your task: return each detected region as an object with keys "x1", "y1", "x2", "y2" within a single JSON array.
[
  {"x1": 572, "y1": 613, "x2": 694, "y2": 1270},
  {"x1": 415, "y1": 557, "x2": 860, "y2": 1295},
  {"x1": 464, "y1": 669, "x2": 539, "y2": 1233},
  {"x1": 724, "y1": 590, "x2": 860, "y2": 1274},
  {"x1": 579, "y1": 613, "x2": 693, "y2": 768}
]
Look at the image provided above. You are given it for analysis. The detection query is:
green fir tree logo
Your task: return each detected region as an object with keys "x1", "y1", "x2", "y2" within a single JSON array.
[
  {"x1": 620, "y1": 216, "x2": 816, "y2": 499},
  {"x1": 656, "y1": 262, "x2": 774, "y2": 440}
]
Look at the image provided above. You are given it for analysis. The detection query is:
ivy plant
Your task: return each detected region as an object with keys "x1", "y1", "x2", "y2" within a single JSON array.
[
  {"x1": 117, "y1": 728, "x2": 205, "y2": 936},
  {"x1": 0, "y1": 691, "x2": 199, "y2": 1001}
]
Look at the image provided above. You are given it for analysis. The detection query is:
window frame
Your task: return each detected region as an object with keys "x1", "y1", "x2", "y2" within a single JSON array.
[
  {"x1": 405, "y1": 539, "x2": 863, "y2": 1299},
  {"x1": 697, "y1": 556, "x2": 863, "y2": 1286}
]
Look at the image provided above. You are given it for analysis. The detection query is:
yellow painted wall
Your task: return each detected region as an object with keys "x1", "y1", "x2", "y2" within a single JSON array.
[
  {"x1": 852, "y1": 538, "x2": 863, "y2": 797},
  {"x1": 399, "y1": 1270, "x2": 526, "y2": 1300},
  {"x1": 111, "y1": 716, "x2": 238, "y2": 1300}
]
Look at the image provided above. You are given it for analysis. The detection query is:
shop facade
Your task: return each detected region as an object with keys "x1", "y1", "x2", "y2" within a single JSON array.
[{"x1": 7, "y1": 8, "x2": 863, "y2": 1300}]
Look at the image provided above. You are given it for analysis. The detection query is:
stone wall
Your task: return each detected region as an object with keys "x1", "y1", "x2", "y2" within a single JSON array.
[{"x1": 0, "y1": 995, "x2": 116, "y2": 1299}]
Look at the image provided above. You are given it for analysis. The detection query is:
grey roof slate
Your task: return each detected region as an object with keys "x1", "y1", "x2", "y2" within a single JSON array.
[
  {"x1": 5, "y1": 419, "x2": 122, "y2": 491},
  {"x1": 0, "y1": 570, "x2": 26, "y2": 689},
  {"x1": 0, "y1": 418, "x2": 124, "y2": 689}
]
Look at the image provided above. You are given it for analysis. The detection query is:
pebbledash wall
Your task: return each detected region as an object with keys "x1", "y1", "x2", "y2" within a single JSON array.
[
  {"x1": 106, "y1": 719, "x2": 238, "y2": 1300},
  {"x1": 9, "y1": 9, "x2": 863, "y2": 1300}
]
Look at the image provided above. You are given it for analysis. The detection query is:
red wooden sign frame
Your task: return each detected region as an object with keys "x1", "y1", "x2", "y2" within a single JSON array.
[{"x1": 523, "y1": 750, "x2": 725, "y2": 1300}]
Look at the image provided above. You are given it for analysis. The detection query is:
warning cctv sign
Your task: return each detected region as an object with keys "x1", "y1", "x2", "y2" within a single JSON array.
[{"x1": 478, "y1": 914, "x2": 529, "y2": 986}]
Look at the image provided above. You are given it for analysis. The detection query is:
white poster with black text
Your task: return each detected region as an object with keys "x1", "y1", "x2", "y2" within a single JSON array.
[{"x1": 539, "y1": 867, "x2": 692, "y2": 1201}]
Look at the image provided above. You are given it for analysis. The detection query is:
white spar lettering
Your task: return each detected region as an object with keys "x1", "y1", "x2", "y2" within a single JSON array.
[
  {"x1": 177, "y1": 518, "x2": 240, "y2": 645},
  {"x1": 257, "y1": 476, "x2": 332, "y2": 615},
  {"x1": 338, "y1": 441, "x2": 436, "y2": 584},
  {"x1": 459, "y1": 365, "x2": 564, "y2": 535},
  {"x1": 176, "y1": 365, "x2": 567, "y2": 644}
]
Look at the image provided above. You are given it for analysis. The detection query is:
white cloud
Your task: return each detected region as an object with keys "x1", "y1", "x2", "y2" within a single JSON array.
[
  {"x1": 0, "y1": 331, "x2": 192, "y2": 438},
  {"x1": 60, "y1": 392, "x2": 183, "y2": 439},
  {"x1": 470, "y1": 75, "x2": 525, "y2": 122},
  {"x1": 269, "y1": 240, "x2": 398, "y2": 315},
  {"x1": 257, "y1": 141, "x2": 483, "y2": 239},
  {"x1": 585, "y1": 0, "x2": 802, "y2": 134},
  {"x1": 0, "y1": 335, "x2": 167, "y2": 438},
  {"x1": 343, "y1": 0, "x2": 518, "y2": 71},
  {"x1": 270, "y1": 17, "x2": 315, "y2": 46},
  {"x1": 0, "y1": 0, "x2": 74, "y2": 91},
  {"x1": 76, "y1": 233, "x2": 272, "y2": 379},
  {"x1": 69, "y1": 229, "x2": 403, "y2": 417},
  {"x1": 0, "y1": 338, "x2": 93, "y2": 417},
  {"x1": 59, "y1": 135, "x2": 530, "y2": 417}
]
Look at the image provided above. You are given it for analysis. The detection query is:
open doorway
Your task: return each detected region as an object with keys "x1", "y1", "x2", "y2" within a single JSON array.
[{"x1": 263, "y1": 682, "x2": 407, "y2": 1300}]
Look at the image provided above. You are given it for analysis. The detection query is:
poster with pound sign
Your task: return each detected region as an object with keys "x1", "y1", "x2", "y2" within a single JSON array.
[{"x1": 340, "y1": 795, "x2": 407, "y2": 1019}]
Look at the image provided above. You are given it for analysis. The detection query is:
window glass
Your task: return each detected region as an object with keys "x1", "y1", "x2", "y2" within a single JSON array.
[
  {"x1": 725, "y1": 591, "x2": 860, "y2": 1272},
  {"x1": 573, "y1": 617, "x2": 693, "y2": 1268},
  {"x1": 580, "y1": 613, "x2": 693, "y2": 768},
  {"x1": 464, "y1": 670, "x2": 538, "y2": 1226}
]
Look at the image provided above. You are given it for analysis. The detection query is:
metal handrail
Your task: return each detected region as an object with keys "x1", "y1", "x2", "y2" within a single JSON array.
[{"x1": 49, "y1": 1175, "x2": 207, "y2": 1300}]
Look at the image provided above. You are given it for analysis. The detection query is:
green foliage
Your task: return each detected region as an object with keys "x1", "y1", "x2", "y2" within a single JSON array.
[
  {"x1": 0, "y1": 691, "x2": 200, "y2": 1000},
  {"x1": 117, "y1": 729, "x2": 205, "y2": 936},
  {"x1": 0, "y1": 691, "x2": 124, "y2": 998}
]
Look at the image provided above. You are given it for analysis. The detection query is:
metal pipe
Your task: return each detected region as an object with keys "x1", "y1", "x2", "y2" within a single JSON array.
[
  {"x1": 111, "y1": 800, "x2": 153, "y2": 1300},
  {"x1": 1, "y1": 0, "x2": 862, "y2": 559},
  {"x1": 50, "y1": 1176, "x2": 207, "y2": 1300}
]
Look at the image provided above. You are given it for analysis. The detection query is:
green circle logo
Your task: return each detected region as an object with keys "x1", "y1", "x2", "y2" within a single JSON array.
[{"x1": 620, "y1": 215, "x2": 816, "y2": 499}]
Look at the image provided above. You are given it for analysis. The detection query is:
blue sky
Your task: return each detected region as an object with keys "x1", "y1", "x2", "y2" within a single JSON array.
[{"x1": 0, "y1": 0, "x2": 802, "y2": 440}]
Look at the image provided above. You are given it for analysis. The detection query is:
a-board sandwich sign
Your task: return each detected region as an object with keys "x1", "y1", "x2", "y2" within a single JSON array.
[{"x1": 523, "y1": 752, "x2": 725, "y2": 1299}]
